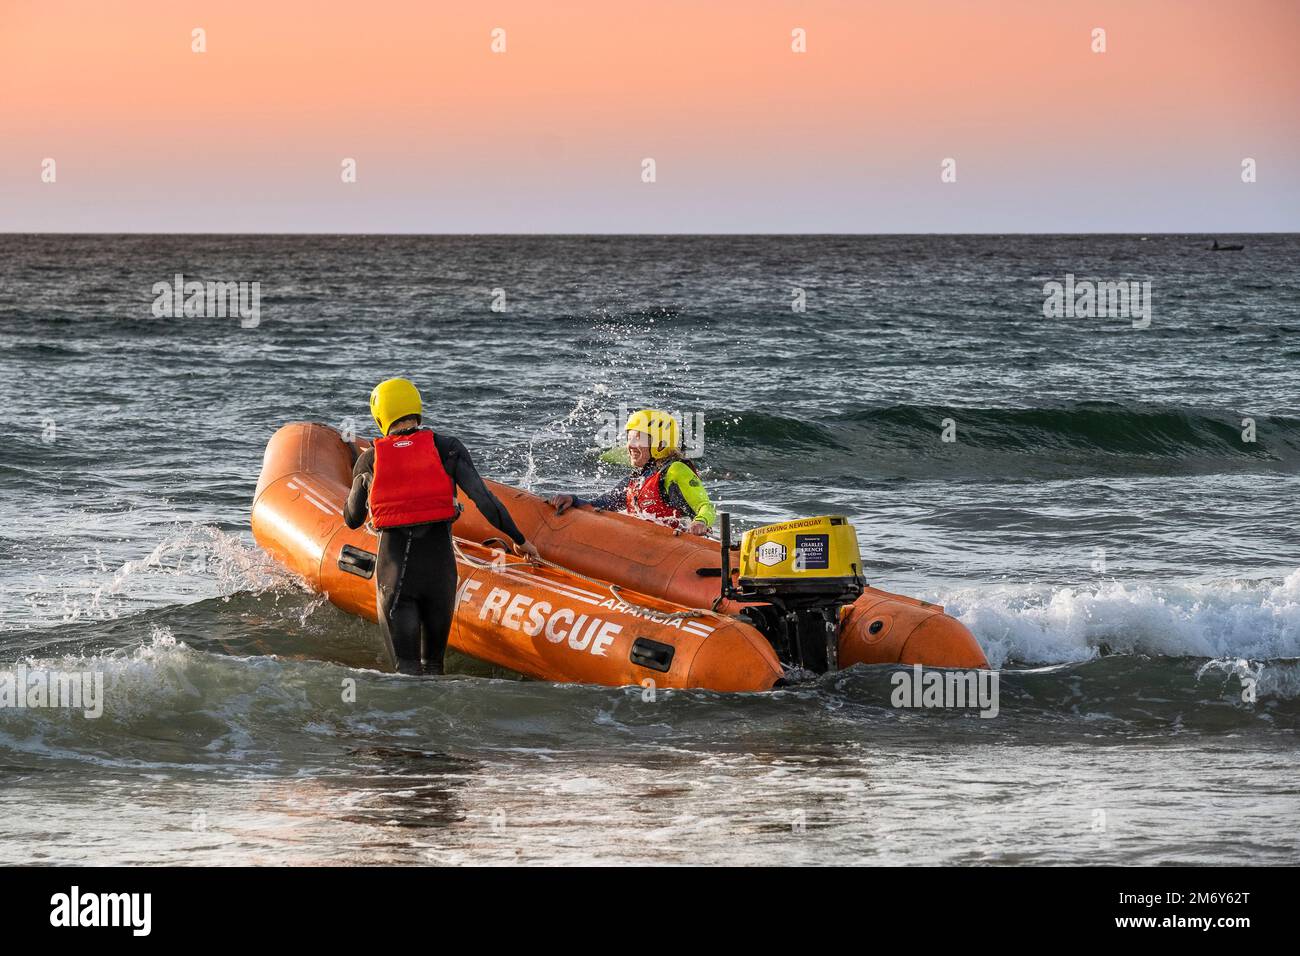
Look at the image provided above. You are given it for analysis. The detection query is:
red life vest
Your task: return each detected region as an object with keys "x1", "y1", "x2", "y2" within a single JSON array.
[
  {"x1": 625, "y1": 459, "x2": 697, "y2": 529},
  {"x1": 369, "y1": 428, "x2": 458, "y2": 529}
]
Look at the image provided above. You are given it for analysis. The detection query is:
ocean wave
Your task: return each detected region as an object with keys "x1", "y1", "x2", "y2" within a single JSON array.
[
  {"x1": 2, "y1": 622, "x2": 1294, "y2": 776},
  {"x1": 826, "y1": 654, "x2": 1300, "y2": 732},
  {"x1": 0, "y1": 628, "x2": 360, "y2": 769},
  {"x1": 6, "y1": 570, "x2": 1298, "y2": 760},
  {"x1": 944, "y1": 569, "x2": 1300, "y2": 667},
  {"x1": 704, "y1": 403, "x2": 1300, "y2": 478}
]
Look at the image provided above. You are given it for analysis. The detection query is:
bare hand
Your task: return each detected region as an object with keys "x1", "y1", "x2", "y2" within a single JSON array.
[
  {"x1": 548, "y1": 494, "x2": 575, "y2": 515},
  {"x1": 515, "y1": 541, "x2": 542, "y2": 562},
  {"x1": 688, "y1": 521, "x2": 709, "y2": 536}
]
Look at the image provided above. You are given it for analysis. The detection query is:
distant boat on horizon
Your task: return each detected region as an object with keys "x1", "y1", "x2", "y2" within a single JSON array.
[{"x1": 1211, "y1": 239, "x2": 1245, "y2": 251}]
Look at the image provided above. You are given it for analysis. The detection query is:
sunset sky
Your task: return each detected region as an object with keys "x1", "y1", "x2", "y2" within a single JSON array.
[{"x1": 2, "y1": 0, "x2": 1296, "y2": 232}]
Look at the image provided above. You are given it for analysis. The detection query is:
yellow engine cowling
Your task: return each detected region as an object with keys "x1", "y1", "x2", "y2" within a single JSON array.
[
  {"x1": 738, "y1": 515, "x2": 864, "y2": 592},
  {"x1": 726, "y1": 513, "x2": 989, "y2": 672}
]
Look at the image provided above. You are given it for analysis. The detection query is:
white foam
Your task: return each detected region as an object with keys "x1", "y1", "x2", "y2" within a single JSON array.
[
  {"x1": 941, "y1": 569, "x2": 1300, "y2": 667},
  {"x1": 3, "y1": 524, "x2": 298, "y2": 630}
]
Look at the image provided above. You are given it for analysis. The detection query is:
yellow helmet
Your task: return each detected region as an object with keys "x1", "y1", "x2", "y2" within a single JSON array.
[
  {"x1": 369, "y1": 378, "x2": 423, "y2": 435},
  {"x1": 625, "y1": 408, "x2": 679, "y2": 460}
]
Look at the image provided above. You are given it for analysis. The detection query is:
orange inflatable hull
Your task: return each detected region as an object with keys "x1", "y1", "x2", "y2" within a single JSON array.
[
  {"x1": 446, "y1": 468, "x2": 989, "y2": 671},
  {"x1": 252, "y1": 423, "x2": 783, "y2": 691}
]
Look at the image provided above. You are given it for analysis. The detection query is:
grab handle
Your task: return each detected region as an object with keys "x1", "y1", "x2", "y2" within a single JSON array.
[
  {"x1": 338, "y1": 544, "x2": 376, "y2": 579},
  {"x1": 719, "y1": 513, "x2": 733, "y2": 600}
]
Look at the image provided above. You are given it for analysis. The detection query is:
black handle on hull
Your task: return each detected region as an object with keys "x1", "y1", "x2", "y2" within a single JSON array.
[{"x1": 719, "y1": 512, "x2": 732, "y2": 601}]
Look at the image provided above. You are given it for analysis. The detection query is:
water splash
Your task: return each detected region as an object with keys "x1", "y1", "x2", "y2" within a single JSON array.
[{"x1": 945, "y1": 569, "x2": 1300, "y2": 667}]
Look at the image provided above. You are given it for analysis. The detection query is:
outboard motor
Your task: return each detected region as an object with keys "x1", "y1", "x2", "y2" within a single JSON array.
[{"x1": 719, "y1": 514, "x2": 865, "y2": 674}]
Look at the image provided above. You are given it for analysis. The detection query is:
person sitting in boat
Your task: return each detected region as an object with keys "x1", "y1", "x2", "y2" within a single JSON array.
[
  {"x1": 344, "y1": 377, "x2": 539, "y2": 675},
  {"x1": 547, "y1": 408, "x2": 717, "y2": 536}
]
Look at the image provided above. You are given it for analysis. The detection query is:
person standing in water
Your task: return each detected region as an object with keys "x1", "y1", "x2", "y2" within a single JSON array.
[
  {"x1": 344, "y1": 378, "x2": 540, "y2": 674},
  {"x1": 547, "y1": 408, "x2": 716, "y2": 535}
]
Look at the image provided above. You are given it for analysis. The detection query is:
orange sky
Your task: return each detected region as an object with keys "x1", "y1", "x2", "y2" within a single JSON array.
[{"x1": 2, "y1": 0, "x2": 1296, "y2": 231}]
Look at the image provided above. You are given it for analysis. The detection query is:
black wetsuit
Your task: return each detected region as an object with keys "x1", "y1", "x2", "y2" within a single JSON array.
[{"x1": 344, "y1": 427, "x2": 525, "y2": 675}]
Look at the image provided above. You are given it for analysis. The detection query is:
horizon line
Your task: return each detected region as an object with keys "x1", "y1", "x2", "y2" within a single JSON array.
[{"x1": 2, "y1": 230, "x2": 1295, "y2": 238}]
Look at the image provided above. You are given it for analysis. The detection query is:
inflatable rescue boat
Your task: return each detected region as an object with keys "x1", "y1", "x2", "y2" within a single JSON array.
[{"x1": 251, "y1": 423, "x2": 987, "y2": 692}]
